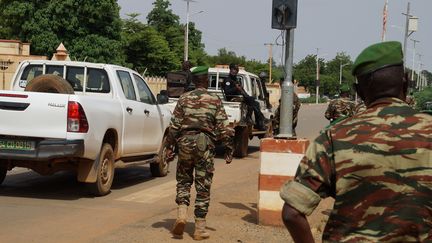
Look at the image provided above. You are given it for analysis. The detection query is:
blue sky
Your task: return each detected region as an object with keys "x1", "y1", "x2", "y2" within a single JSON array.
[{"x1": 118, "y1": 0, "x2": 431, "y2": 72}]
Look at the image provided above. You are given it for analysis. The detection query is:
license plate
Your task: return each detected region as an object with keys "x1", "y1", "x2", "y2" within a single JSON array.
[{"x1": 0, "y1": 139, "x2": 35, "y2": 151}]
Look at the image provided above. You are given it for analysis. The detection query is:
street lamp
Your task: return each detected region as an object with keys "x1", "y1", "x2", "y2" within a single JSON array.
[
  {"x1": 183, "y1": 0, "x2": 202, "y2": 62},
  {"x1": 315, "y1": 49, "x2": 327, "y2": 104},
  {"x1": 339, "y1": 62, "x2": 349, "y2": 85}
]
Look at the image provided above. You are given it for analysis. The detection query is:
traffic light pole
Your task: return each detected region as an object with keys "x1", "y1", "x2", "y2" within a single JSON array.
[{"x1": 276, "y1": 29, "x2": 294, "y2": 138}]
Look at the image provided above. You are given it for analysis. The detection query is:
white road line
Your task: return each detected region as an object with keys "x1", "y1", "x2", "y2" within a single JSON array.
[{"x1": 117, "y1": 180, "x2": 177, "y2": 204}]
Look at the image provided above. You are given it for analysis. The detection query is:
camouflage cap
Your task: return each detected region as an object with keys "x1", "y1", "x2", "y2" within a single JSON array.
[
  {"x1": 351, "y1": 41, "x2": 403, "y2": 76},
  {"x1": 191, "y1": 66, "x2": 209, "y2": 76}
]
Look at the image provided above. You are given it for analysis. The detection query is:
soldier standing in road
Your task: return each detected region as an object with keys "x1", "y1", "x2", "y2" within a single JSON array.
[
  {"x1": 280, "y1": 41, "x2": 432, "y2": 242},
  {"x1": 324, "y1": 83, "x2": 355, "y2": 122},
  {"x1": 221, "y1": 63, "x2": 267, "y2": 130},
  {"x1": 166, "y1": 66, "x2": 234, "y2": 240}
]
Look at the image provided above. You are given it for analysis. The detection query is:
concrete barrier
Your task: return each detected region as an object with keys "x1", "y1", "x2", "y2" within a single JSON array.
[{"x1": 258, "y1": 138, "x2": 309, "y2": 226}]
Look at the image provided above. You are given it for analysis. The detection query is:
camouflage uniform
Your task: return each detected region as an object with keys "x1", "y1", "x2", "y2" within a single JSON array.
[
  {"x1": 406, "y1": 95, "x2": 416, "y2": 108},
  {"x1": 166, "y1": 88, "x2": 234, "y2": 219},
  {"x1": 353, "y1": 101, "x2": 367, "y2": 115},
  {"x1": 324, "y1": 97, "x2": 355, "y2": 121},
  {"x1": 274, "y1": 92, "x2": 301, "y2": 136},
  {"x1": 280, "y1": 97, "x2": 432, "y2": 242}
]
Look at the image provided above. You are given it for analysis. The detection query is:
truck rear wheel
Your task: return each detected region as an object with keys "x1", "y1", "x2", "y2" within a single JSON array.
[
  {"x1": 87, "y1": 143, "x2": 115, "y2": 196},
  {"x1": 233, "y1": 126, "x2": 249, "y2": 158},
  {"x1": 25, "y1": 74, "x2": 75, "y2": 94},
  {"x1": 151, "y1": 136, "x2": 169, "y2": 177}
]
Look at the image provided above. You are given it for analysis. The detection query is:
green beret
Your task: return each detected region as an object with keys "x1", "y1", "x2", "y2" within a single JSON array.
[
  {"x1": 352, "y1": 41, "x2": 403, "y2": 76},
  {"x1": 340, "y1": 83, "x2": 350, "y2": 93},
  {"x1": 191, "y1": 66, "x2": 209, "y2": 76}
]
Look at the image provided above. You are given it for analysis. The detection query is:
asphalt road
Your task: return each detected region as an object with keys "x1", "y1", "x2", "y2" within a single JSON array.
[{"x1": 0, "y1": 104, "x2": 329, "y2": 243}]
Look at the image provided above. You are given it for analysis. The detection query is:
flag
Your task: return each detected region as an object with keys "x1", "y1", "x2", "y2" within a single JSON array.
[{"x1": 381, "y1": 0, "x2": 388, "y2": 42}]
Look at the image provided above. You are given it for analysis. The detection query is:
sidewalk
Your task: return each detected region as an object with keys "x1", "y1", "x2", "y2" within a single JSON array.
[{"x1": 93, "y1": 151, "x2": 333, "y2": 243}]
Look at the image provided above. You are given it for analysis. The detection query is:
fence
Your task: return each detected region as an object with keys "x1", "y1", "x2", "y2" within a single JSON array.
[{"x1": 146, "y1": 76, "x2": 167, "y2": 96}]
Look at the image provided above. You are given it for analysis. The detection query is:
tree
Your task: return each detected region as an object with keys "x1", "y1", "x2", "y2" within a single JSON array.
[
  {"x1": 147, "y1": 0, "x2": 206, "y2": 68},
  {"x1": 0, "y1": 0, "x2": 124, "y2": 64},
  {"x1": 122, "y1": 14, "x2": 177, "y2": 76}
]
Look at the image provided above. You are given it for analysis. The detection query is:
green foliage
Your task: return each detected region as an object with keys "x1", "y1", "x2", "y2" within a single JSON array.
[
  {"x1": 146, "y1": 0, "x2": 205, "y2": 69},
  {"x1": 413, "y1": 87, "x2": 432, "y2": 110},
  {"x1": 300, "y1": 96, "x2": 327, "y2": 104},
  {"x1": 0, "y1": 0, "x2": 124, "y2": 64},
  {"x1": 122, "y1": 14, "x2": 177, "y2": 76}
]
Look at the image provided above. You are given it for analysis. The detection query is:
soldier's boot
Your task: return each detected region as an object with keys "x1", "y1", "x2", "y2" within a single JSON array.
[
  {"x1": 193, "y1": 218, "x2": 210, "y2": 241},
  {"x1": 172, "y1": 204, "x2": 188, "y2": 239}
]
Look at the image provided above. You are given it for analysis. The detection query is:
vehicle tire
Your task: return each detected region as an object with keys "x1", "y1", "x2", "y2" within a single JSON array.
[
  {"x1": 233, "y1": 126, "x2": 249, "y2": 158},
  {"x1": 24, "y1": 74, "x2": 75, "y2": 94},
  {"x1": 87, "y1": 143, "x2": 115, "y2": 196},
  {"x1": 151, "y1": 136, "x2": 170, "y2": 177},
  {"x1": 0, "y1": 164, "x2": 7, "y2": 185}
]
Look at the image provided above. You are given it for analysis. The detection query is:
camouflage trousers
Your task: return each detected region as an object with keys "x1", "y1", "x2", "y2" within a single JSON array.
[{"x1": 175, "y1": 133, "x2": 215, "y2": 219}]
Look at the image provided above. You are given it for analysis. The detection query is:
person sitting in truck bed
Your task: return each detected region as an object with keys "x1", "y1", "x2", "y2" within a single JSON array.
[{"x1": 221, "y1": 63, "x2": 266, "y2": 131}]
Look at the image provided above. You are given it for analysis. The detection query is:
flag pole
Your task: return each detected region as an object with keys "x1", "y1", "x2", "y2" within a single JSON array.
[{"x1": 381, "y1": 0, "x2": 389, "y2": 42}]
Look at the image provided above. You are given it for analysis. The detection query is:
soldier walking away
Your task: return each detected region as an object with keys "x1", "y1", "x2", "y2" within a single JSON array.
[
  {"x1": 221, "y1": 63, "x2": 267, "y2": 130},
  {"x1": 280, "y1": 41, "x2": 432, "y2": 242},
  {"x1": 324, "y1": 83, "x2": 355, "y2": 123},
  {"x1": 165, "y1": 66, "x2": 234, "y2": 240}
]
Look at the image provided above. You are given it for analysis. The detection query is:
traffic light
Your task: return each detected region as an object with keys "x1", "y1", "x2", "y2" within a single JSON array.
[{"x1": 271, "y1": 0, "x2": 298, "y2": 30}]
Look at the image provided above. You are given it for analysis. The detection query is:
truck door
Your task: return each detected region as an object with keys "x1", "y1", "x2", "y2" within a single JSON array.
[
  {"x1": 116, "y1": 70, "x2": 145, "y2": 155},
  {"x1": 132, "y1": 74, "x2": 163, "y2": 153}
]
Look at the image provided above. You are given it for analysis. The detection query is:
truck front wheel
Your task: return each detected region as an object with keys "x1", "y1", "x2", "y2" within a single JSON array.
[
  {"x1": 87, "y1": 143, "x2": 115, "y2": 196},
  {"x1": 233, "y1": 126, "x2": 249, "y2": 158},
  {"x1": 151, "y1": 136, "x2": 170, "y2": 177}
]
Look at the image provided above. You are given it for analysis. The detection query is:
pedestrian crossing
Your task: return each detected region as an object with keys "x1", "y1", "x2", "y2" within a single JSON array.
[{"x1": 116, "y1": 180, "x2": 177, "y2": 204}]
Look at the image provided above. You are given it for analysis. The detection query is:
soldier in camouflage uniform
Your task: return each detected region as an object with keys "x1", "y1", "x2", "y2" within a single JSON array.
[
  {"x1": 166, "y1": 66, "x2": 234, "y2": 240},
  {"x1": 280, "y1": 41, "x2": 432, "y2": 242},
  {"x1": 273, "y1": 92, "x2": 301, "y2": 136},
  {"x1": 353, "y1": 100, "x2": 367, "y2": 115},
  {"x1": 324, "y1": 83, "x2": 355, "y2": 122}
]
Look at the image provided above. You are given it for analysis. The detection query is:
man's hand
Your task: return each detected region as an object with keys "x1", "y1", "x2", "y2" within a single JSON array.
[
  {"x1": 166, "y1": 148, "x2": 175, "y2": 162},
  {"x1": 235, "y1": 83, "x2": 242, "y2": 91}
]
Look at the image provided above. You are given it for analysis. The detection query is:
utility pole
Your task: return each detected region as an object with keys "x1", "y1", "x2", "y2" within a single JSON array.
[
  {"x1": 417, "y1": 54, "x2": 422, "y2": 89},
  {"x1": 339, "y1": 62, "x2": 349, "y2": 85},
  {"x1": 402, "y1": 2, "x2": 411, "y2": 67},
  {"x1": 315, "y1": 48, "x2": 320, "y2": 104},
  {"x1": 183, "y1": 0, "x2": 196, "y2": 61},
  {"x1": 410, "y1": 39, "x2": 419, "y2": 80},
  {"x1": 264, "y1": 43, "x2": 275, "y2": 83}
]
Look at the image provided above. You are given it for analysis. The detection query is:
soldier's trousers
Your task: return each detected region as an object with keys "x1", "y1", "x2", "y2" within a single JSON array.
[{"x1": 175, "y1": 133, "x2": 215, "y2": 219}]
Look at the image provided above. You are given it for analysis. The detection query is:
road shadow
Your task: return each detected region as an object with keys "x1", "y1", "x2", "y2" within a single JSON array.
[
  {"x1": 152, "y1": 218, "x2": 216, "y2": 239},
  {"x1": 0, "y1": 165, "x2": 157, "y2": 200},
  {"x1": 220, "y1": 202, "x2": 257, "y2": 224},
  {"x1": 111, "y1": 165, "x2": 155, "y2": 190}
]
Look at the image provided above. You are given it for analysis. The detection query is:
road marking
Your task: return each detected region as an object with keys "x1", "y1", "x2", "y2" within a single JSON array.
[{"x1": 117, "y1": 180, "x2": 177, "y2": 204}]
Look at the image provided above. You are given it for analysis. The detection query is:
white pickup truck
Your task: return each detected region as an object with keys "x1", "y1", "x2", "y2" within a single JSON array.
[
  {"x1": 165, "y1": 66, "x2": 274, "y2": 158},
  {"x1": 0, "y1": 60, "x2": 172, "y2": 196}
]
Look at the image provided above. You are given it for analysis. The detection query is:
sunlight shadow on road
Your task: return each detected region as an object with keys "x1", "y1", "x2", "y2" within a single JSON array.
[{"x1": 220, "y1": 202, "x2": 257, "y2": 224}]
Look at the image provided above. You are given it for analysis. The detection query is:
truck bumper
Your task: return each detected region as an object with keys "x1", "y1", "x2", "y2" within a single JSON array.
[{"x1": 0, "y1": 139, "x2": 84, "y2": 161}]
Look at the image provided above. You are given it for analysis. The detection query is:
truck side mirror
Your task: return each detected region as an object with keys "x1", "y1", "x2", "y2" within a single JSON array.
[{"x1": 157, "y1": 90, "x2": 169, "y2": 104}]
